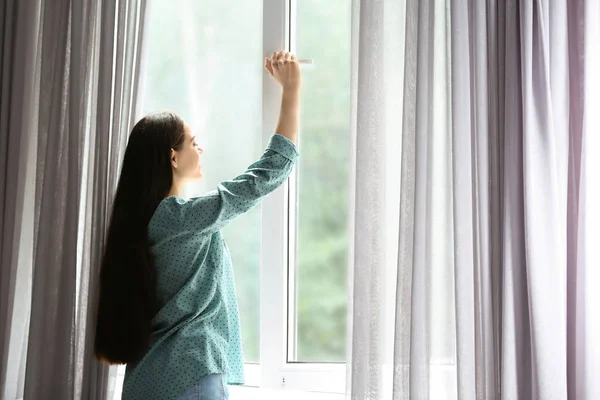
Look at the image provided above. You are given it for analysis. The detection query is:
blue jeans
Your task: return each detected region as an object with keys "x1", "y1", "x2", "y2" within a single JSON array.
[{"x1": 177, "y1": 374, "x2": 229, "y2": 400}]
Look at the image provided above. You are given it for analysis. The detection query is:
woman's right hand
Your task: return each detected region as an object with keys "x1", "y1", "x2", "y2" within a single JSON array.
[
  {"x1": 265, "y1": 51, "x2": 302, "y2": 92},
  {"x1": 266, "y1": 51, "x2": 301, "y2": 143}
]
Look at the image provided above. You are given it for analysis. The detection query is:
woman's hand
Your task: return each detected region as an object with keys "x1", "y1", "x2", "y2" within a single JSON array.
[
  {"x1": 265, "y1": 51, "x2": 302, "y2": 92},
  {"x1": 265, "y1": 51, "x2": 301, "y2": 143}
]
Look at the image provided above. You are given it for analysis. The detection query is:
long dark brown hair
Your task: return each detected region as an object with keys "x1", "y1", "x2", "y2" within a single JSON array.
[{"x1": 94, "y1": 112, "x2": 185, "y2": 365}]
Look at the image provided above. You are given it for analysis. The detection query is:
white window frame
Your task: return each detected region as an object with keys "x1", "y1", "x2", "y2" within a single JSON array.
[{"x1": 254, "y1": 0, "x2": 346, "y2": 394}]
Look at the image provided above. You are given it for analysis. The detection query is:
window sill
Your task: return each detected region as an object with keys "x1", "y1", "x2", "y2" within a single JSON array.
[{"x1": 229, "y1": 386, "x2": 345, "y2": 400}]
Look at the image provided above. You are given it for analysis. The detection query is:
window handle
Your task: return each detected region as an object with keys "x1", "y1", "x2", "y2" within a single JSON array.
[{"x1": 297, "y1": 58, "x2": 315, "y2": 69}]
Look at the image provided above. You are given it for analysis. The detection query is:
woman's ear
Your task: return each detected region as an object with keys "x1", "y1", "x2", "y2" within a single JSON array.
[{"x1": 170, "y1": 149, "x2": 177, "y2": 169}]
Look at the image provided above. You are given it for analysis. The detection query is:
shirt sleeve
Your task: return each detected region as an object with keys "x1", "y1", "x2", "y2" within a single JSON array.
[{"x1": 181, "y1": 134, "x2": 299, "y2": 234}]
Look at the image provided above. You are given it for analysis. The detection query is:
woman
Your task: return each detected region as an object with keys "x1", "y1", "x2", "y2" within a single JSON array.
[{"x1": 94, "y1": 50, "x2": 301, "y2": 400}]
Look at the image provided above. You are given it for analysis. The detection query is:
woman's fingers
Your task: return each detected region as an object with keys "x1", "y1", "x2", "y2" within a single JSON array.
[
  {"x1": 271, "y1": 50, "x2": 294, "y2": 67},
  {"x1": 272, "y1": 50, "x2": 285, "y2": 65},
  {"x1": 264, "y1": 57, "x2": 274, "y2": 76}
]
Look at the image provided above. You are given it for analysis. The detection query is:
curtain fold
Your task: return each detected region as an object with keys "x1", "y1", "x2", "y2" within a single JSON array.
[
  {"x1": 349, "y1": 0, "x2": 599, "y2": 399},
  {"x1": 0, "y1": 0, "x2": 146, "y2": 398},
  {"x1": 499, "y1": 2, "x2": 530, "y2": 399},
  {"x1": 518, "y1": 3, "x2": 569, "y2": 397},
  {"x1": 347, "y1": 0, "x2": 386, "y2": 397},
  {"x1": 0, "y1": 1, "x2": 42, "y2": 397},
  {"x1": 567, "y1": 1, "x2": 600, "y2": 399}
]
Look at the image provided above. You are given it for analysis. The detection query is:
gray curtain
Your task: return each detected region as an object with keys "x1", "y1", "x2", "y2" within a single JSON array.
[
  {"x1": 348, "y1": 0, "x2": 599, "y2": 399},
  {"x1": 0, "y1": 0, "x2": 147, "y2": 399}
]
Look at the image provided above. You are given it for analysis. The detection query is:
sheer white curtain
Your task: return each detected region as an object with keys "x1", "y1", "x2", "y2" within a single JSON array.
[
  {"x1": 347, "y1": 0, "x2": 455, "y2": 398},
  {"x1": 347, "y1": 0, "x2": 600, "y2": 399}
]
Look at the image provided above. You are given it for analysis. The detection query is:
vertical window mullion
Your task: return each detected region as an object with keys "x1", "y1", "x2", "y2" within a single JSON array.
[
  {"x1": 259, "y1": 0, "x2": 289, "y2": 390},
  {"x1": 285, "y1": 0, "x2": 298, "y2": 365}
]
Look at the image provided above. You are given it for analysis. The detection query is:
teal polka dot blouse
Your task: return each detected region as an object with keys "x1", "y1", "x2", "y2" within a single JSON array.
[{"x1": 122, "y1": 134, "x2": 299, "y2": 399}]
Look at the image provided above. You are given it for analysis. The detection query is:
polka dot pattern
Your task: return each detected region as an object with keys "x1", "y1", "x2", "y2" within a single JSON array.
[{"x1": 121, "y1": 134, "x2": 299, "y2": 399}]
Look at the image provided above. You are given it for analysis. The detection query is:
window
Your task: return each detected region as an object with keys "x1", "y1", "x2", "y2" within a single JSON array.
[
  {"x1": 139, "y1": 0, "x2": 264, "y2": 364},
  {"x1": 288, "y1": 0, "x2": 352, "y2": 363},
  {"x1": 113, "y1": 0, "x2": 351, "y2": 397}
]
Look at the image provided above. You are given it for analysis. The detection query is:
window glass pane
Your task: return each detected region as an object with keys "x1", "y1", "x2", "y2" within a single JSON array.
[
  {"x1": 293, "y1": 0, "x2": 352, "y2": 362},
  {"x1": 140, "y1": 0, "x2": 263, "y2": 363}
]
